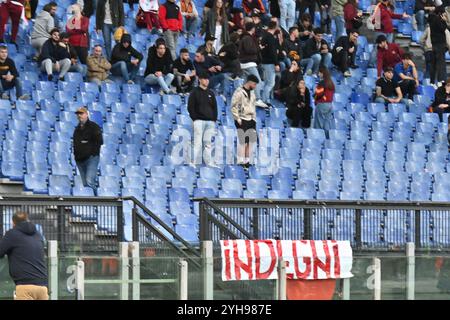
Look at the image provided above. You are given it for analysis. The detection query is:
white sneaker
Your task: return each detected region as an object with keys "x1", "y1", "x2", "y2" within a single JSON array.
[
  {"x1": 344, "y1": 71, "x2": 352, "y2": 77},
  {"x1": 306, "y1": 69, "x2": 313, "y2": 76},
  {"x1": 255, "y1": 99, "x2": 269, "y2": 108},
  {"x1": 127, "y1": 80, "x2": 134, "y2": 84},
  {"x1": 1, "y1": 93, "x2": 9, "y2": 100},
  {"x1": 18, "y1": 94, "x2": 30, "y2": 100}
]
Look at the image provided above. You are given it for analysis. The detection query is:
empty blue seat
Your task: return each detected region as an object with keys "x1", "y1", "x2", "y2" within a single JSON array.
[
  {"x1": 224, "y1": 165, "x2": 246, "y2": 184},
  {"x1": 169, "y1": 188, "x2": 190, "y2": 202}
]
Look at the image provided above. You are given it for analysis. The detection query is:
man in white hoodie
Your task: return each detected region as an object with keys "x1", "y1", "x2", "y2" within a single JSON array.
[{"x1": 31, "y1": 2, "x2": 58, "y2": 54}]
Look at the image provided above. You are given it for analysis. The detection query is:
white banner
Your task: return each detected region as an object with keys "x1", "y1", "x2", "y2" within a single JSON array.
[{"x1": 220, "y1": 240, "x2": 353, "y2": 281}]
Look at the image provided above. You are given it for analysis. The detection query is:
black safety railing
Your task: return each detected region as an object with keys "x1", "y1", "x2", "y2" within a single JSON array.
[{"x1": 197, "y1": 198, "x2": 450, "y2": 252}]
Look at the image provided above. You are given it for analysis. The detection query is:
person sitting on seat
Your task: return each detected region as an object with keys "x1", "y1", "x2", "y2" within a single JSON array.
[
  {"x1": 110, "y1": 33, "x2": 143, "y2": 84},
  {"x1": 374, "y1": 66, "x2": 404, "y2": 105},
  {"x1": 393, "y1": 52, "x2": 419, "y2": 101},
  {"x1": 144, "y1": 38, "x2": 175, "y2": 94},
  {"x1": 0, "y1": 45, "x2": 28, "y2": 100},
  {"x1": 87, "y1": 44, "x2": 113, "y2": 85},
  {"x1": 431, "y1": 77, "x2": 450, "y2": 122},
  {"x1": 332, "y1": 29, "x2": 359, "y2": 77},
  {"x1": 59, "y1": 32, "x2": 88, "y2": 79},
  {"x1": 193, "y1": 48, "x2": 225, "y2": 92},
  {"x1": 173, "y1": 48, "x2": 196, "y2": 94},
  {"x1": 39, "y1": 28, "x2": 72, "y2": 81}
]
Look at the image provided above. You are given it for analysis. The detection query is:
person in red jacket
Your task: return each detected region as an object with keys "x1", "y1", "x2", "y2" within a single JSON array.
[
  {"x1": 159, "y1": 0, "x2": 183, "y2": 60},
  {"x1": 313, "y1": 66, "x2": 335, "y2": 136},
  {"x1": 0, "y1": 0, "x2": 25, "y2": 46},
  {"x1": 66, "y1": 4, "x2": 90, "y2": 64},
  {"x1": 372, "y1": 0, "x2": 409, "y2": 43},
  {"x1": 344, "y1": 0, "x2": 363, "y2": 35},
  {"x1": 376, "y1": 34, "x2": 404, "y2": 77}
]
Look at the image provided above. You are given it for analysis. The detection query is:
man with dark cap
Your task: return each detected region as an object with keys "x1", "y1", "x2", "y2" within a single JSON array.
[
  {"x1": 73, "y1": 107, "x2": 103, "y2": 191},
  {"x1": 231, "y1": 74, "x2": 259, "y2": 167},
  {"x1": 0, "y1": 211, "x2": 48, "y2": 300},
  {"x1": 110, "y1": 33, "x2": 143, "y2": 84},
  {"x1": 188, "y1": 72, "x2": 218, "y2": 166}
]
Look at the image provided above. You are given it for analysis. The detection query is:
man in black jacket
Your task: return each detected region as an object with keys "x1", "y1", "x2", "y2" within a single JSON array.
[
  {"x1": 302, "y1": 27, "x2": 331, "y2": 75},
  {"x1": 59, "y1": 32, "x2": 88, "y2": 79},
  {"x1": 0, "y1": 45, "x2": 28, "y2": 100},
  {"x1": 39, "y1": 28, "x2": 72, "y2": 81},
  {"x1": 110, "y1": 33, "x2": 143, "y2": 84},
  {"x1": 281, "y1": 26, "x2": 302, "y2": 70},
  {"x1": 332, "y1": 29, "x2": 359, "y2": 77},
  {"x1": 144, "y1": 38, "x2": 174, "y2": 94},
  {"x1": 96, "y1": 0, "x2": 125, "y2": 60},
  {"x1": 0, "y1": 211, "x2": 48, "y2": 300},
  {"x1": 73, "y1": 107, "x2": 103, "y2": 190},
  {"x1": 429, "y1": 6, "x2": 448, "y2": 86},
  {"x1": 260, "y1": 21, "x2": 280, "y2": 104},
  {"x1": 187, "y1": 72, "x2": 217, "y2": 166},
  {"x1": 193, "y1": 48, "x2": 225, "y2": 92}
]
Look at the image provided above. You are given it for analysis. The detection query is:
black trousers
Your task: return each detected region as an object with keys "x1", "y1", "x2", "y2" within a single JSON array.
[
  {"x1": 30, "y1": 0, "x2": 38, "y2": 19},
  {"x1": 398, "y1": 79, "x2": 416, "y2": 100},
  {"x1": 74, "y1": 46, "x2": 89, "y2": 65},
  {"x1": 297, "y1": 1, "x2": 316, "y2": 20},
  {"x1": 332, "y1": 50, "x2": 355, "y2": 73},
  {"x1": 287, "y1": 106, "x2": 312, "y2": 128},
  {"x1": 430, "y1": 44, "x2": 447, "y2": 84}
]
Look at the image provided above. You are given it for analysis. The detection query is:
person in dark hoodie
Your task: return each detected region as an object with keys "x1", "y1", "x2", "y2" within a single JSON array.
[
  {"x1": 278, "y1": 78, "x2": 312, "y2": 128},
  {"x1": 39, "y1": 28, "x2": 72, "y2": 81},
  {"x1": 110, "y1": 33, "x2": 143, "y2": 84},
  {"x1": 0, "y1": 211, "x2": 48, "y2": 300},
  {"x1": 429, "y1": 6, "x2": 448, "y2": 86},
  {"x1": 188, "y1": 71, "x2": 218, "y2": 166},
  {"x1": 331, "y1": 29, "x2": 359, "y2": 77},
  {"x1": 144, "y1": 38, "x2": 174, "y2": 94},
  {"x1": 73, "y1": 106, "x2": 103, "y2": 190},
  {"x1": 218, "y1": 32, "x2": 242, "y2": 79}
]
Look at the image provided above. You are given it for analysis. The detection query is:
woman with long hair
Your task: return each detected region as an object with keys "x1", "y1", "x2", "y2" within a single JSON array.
[
  {"x1": 313, "y1": 66, "x2": 335, "y2": 135},
  {"x1": 66, "y1": 3, "x2": 90, "y2": 64},
  {"x1": 279, "y1": 78, "x2": 312, "y2": 128},
  {"x1": 201, "y1": 0, "x2": 230, "y2": 52}
]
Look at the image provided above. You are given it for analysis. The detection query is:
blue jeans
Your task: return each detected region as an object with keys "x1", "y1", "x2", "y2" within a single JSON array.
[
  {"x1": 262, "y1": 64, "x2": 276, "y2": 102},
  {"x1": 102, "y1": 23, "x2": 115, "y2": 60},
  {"x1": 76, "y1": 155, "x2": 100, "y2": 190},
  {"x1": 333, "y1": 16, "x2": 345, "y2": 40},
  {"x1": 300, "y1": 58, "x2": 314, "y2": 74},
  {"x1": 279, "y1": 0, "x2": 296, "y2": 31},
  {"x1": 242, "y1": 66, "x2": 262, "y2": 99},
  {"x1": 70, "y1": 63, "x2": 87, "y2": 78},
  {"x1": 209, "y1": 72, "x2": 225, "y2": 92},
  {"x1": 193, "y1": 120, "x2": 216, "y2": 165},
  {"x1": 313, "y1": 103, "x2": 333, "y2": 136},
  {"x1": 0, "y1": 77, "x2": 23, "y2": 98},
  {"x1": 111, "y1": 61, "x2": 139, "y2": 82},
  {"x1": 145, "y1": 73, "x2": 175, "y2": 92},
  {"x1": 183, "y1": 16, "x2": 198, "y2": 35},
  {"x1": 311, "y1": 52, "x2": 332, "y2": 73},
  {"x1": 415, "y1": 10, "x2": 425, "y2": 32}
]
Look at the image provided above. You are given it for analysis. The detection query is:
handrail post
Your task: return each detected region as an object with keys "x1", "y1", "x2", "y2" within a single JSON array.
[
  {"x1": 202, "y1": 241, "x2": 214, "y2": 300},
  {"x1": 373, "y1": 257, "x2": 381, "y2": 300},
  {"x1": 117, "y1": 202, "x2": 124, "y2": 242},
  {"x1": 199, "y1": 201, "x2": 209, "y2": 241},
  {"x1": 406, "y1": 242, "x2": 415, "y2": 300},
  {"x1": 179, "y1": 259, "x2": 188, "y2": 300},
  {"x1": 252, "y1": 207, "x2": 259, "y2": 239},
  {"x1": 132, "y1": 205, "x2": 138, "y2": 242},
  {"x1": 75, "y1": 259, "x2": 85, "y2": 300},
  {"x1": 119, "y1": 242, "x2": 129, "y2": 300},
  {"x1": 48, "y1": 240, "x2": 58, "y2": 300},
  {"x1": 304, "y1": 208, "x2": 312, "y2": 240},
  {"x1": 57, "y1": 206, "x2": 66, "y2": 251},
  {"x1": 131, "y1": 241, "x2": 140, "y2": 300},
  {"x1": 355, "y1": 209, "x2": 362, "y2": 250},
  {"x1": 415, "y1": 210, "x2": 421, "y2": 249},
  {"x1": 277, "y1": 260, "x2": 287, "y2": 300},
  {"x1": 0, "y1": 205, "x2": 3, "y2": 238},
  {"x1": 342, "y1": 278, "x2": 350, "y2": 300}
]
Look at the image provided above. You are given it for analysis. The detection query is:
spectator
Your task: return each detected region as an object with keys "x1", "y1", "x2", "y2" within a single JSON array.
[
  {"x1": 376, "y1": 34, "x2": 404, "y2": 77},
  {"x1": 374, "y1": 66, "x2": 404, "y2": 105},
  {"x1": 429, "y1": 6, "x2": 448, "y2": 86},
  {"x1": 31, "y1": 2, "x2": 57, "y2": 56},
  {"x1": 319, "y1": 0, "x2": 331, "y2": 34},
  {"x1": 73, "y1": 107, "x2": 103, "y2": 190},
  {"x1": 66, "y1": 3, "x2": 90, "y2": 65},
  {"x1": 344, "y1": 0, "x2": 363, "y2": 35},
  {"x1": 279, "y1": 0, "x2": 296, "y2": 31},
  {"x1": 0, "y1": 211, "x2": 48, "y2": 300},
  {"x1": 229, "y1": 8, "x2": 245, "y2": 33},
  {"x1": 144, "y1": 38, "x2": 175, "y2": 95},
  {"x1": 87, "y1": 44, "x2": 113, "y2": 85},
  {"x1": 39, "y1": 28, "x2": 72, "y2": 81},
  {"x1": 218, "y1": 32, "x2": 242, "y2": 79},
  {"x1": 96, "y1": 0, "x2": 125, "y2": 60},
  {"x1": 110, "y1": 33, "x2": 143, "y2": 84},
  {"x1": 202, "y1": 0, "x2": 230, "y2": 53},
  {"x1": 431, "y1": 77, "x2": 450, "y2": 121},
  {"x1": 138, "y1": 0, "x2": 162, "y2": 33},
  {"x1": 59, "y1": 32, "x2": 88, "y2": 78},
  {"x1": 298, "y1": 0, "x2": 316, "y2": 23},
  {"x1": 303, "y1": 27, "x2": 332, "y2": 75},
  {"x1": 269, "y1": 0, "x2": 280, "y2": 21},
  {"x1": 193, "y1": 48, "x2": 225, "y2": 91},
  {"x1": 238, "y1": 22, "x2": 267, "y2": 108},
  {"x1": 260, "y1": 20, "x2": 280, "y2": 104},
  {"x1": 0, "y1": 0, "x2": 25, "y2": 46},
  {"x1": 331, "y1": 0, "x2": 346, "y2": 40},
  {"x1": 188, "y1": 72, "x2": 218, "y2": 166},
  {"x1": 79, "y1": 0, "x2": 95, "y2": 17},
  {"x1": 198, "y1": 34, "x2": 218, "y2": 57},
  {"x1": 281, "y1": 26, "x2": 302, "y2": 70},
  {"x1": 29, "y1": 0, "x2": 38, "y2": 19},
  {"x1": 372, "y1": 0, "x2": 409, "y2": 43},
  {"x1": 180, "y1": 0, "x2": 199, "y2": 37},
  {"x1": 279, "y1": 78, "x2": 312, "y2": 128},
  {"x1": 231, "y1": 74, "x2": 259, "y2": 167},
  {"x1": 173, "y1": 48, "x2": 196, "y2": 94},
  {"x1": 393, "y1": 52, "x2": 418, "y2": 101},
  {"x1": 0, "y1": 45, "x2": 28, "y2": 100},
  {"x1": 251, "y1": 11, "x2": 265, "y2": 38},
  {"x1": 243, "y1": 0, "x2": 267, "y2": 17},
  {"x1": 414, "y1": 0, "x2": 435, "y2": 31},
  {"x1": 313, "y1": 66, "x2": 334, "y2": 134},
  {"x1": 332, "y1": 29, "x2": 359, "y2": 77},
  {"x1": 419, "y1": 25, "x2": 433, "y2": 79},
  {"x1": 298, "y1": 13, "x2": 313, "y2": 47},
  {"x1": 276, "y1": 59, "x2": 303, "y2": 92},
  {"x1": 159, "y1": 0, "x2": 183, "y2": 60}
]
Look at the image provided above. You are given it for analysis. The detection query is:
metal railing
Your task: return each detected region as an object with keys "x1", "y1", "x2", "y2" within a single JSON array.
[{"x1": 197, "y1": 198, "x2": 450, "y2": 252}]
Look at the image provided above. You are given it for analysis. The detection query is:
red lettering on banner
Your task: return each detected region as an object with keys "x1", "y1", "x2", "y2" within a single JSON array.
[
  {"x1": 254, "y1": 240, "x2": 277, "y2": 279},
  {"x1": 292, "y1": 240, "x2": 312, "y2": 279},
  {"x1": 311, "y1": 240, "x2": 332, "y2": 279},
  {"x1": 233, "y1": 240, "x2": 253, "y2": 280},
  {"x1": 223, "y1": 240, "x2": 232, "y2": 281},
  {"x1": 331, "y1": 240, "x2": 341, "y2": 278}
]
